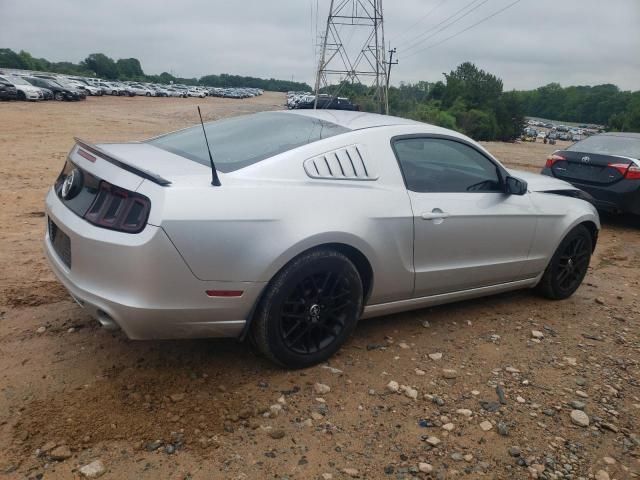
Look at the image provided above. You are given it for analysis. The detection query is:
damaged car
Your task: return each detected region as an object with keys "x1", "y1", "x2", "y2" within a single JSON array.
[{"x1": 44, "y1": 110, "x2": 599, "y2": 368}]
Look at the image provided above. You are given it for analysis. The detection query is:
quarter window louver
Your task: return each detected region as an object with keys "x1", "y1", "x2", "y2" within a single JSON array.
[{"x1": 303, "y1": 145, "x2": 377, "y2": 180}]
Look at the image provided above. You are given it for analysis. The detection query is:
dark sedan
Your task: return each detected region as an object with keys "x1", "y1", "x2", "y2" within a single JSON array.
[
  {"x1": 541, "y1": 132, "x2": 640, "y2": 215},
  {"x1": 0, "y1": 79, "x2": 18, "y2": 100},
  {"x1": 23, "y1": 76, "x2": 80, "y2": 101}
]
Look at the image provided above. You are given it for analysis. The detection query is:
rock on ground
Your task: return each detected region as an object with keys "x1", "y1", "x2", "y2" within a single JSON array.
[
  {"x1": 314, "y1": 383, "x2": 331, "y2": 394},
  {"x1": 570, "y1": 409, "x2": 589, "y2": 427},
  {"x1": 79, "y1": 460, "x2": 106, "y2": 478}
]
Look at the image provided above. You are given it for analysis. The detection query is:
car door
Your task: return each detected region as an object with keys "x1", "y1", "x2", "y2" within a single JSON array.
[{"x1": 392, "y1": 135, "x2": 539, "y2": 297}]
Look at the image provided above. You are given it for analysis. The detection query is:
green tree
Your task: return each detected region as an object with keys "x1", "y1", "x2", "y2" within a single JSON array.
[
  {"x1": 116, "y1": 58, "x2": 144, "y2": 79},
  {"x1": 495, "y1": 91, "x2": 525, "y2": 141},
  {"x1": 443, "y1": 62, "x2": 503, "y2": 109},
  {"x1": 82, "y1": 53, "x2": 118, "y2": 79},
  {"x1": 0, "y1": 48, "x2": 29, "y2": 69}
]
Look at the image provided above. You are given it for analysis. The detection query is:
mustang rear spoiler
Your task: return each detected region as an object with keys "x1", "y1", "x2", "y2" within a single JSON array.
[{"x1": 74, "y1": 137, "x2": 172, "y2": 186}]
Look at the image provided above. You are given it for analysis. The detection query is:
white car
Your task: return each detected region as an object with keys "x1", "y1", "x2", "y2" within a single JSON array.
[
  {"x1": 187, "y1": 88, "x2": 206, "y2": 98},
  {"x1": 128, "y1": 84, "x2": 154, "y2": 96},
  {"x1": 163, "y1": 88, "x2": 182, "y2": 97},
  {"x1": 0, "y1": 74, "x2": 44, "y2": 101},
  {"x1": 68, "y1": 80, "x2": 103, "y2": 96}
]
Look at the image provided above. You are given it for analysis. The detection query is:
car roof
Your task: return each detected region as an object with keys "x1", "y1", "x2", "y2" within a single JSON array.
[
  {"x1": 600, "y1": 132, "x2": 640, "y2": 139},
  {"x1": 283, "y1": 109, "x2": 424, "y2": 131}
]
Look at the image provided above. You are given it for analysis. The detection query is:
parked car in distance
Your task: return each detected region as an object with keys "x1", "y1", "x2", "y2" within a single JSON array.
[
  {"x1": 128, "y1": 84, "x2": 154, "y2": 96},
  {"x1": 542, "y1": 132, "x2": 640, "y2": 215},
  {"x1": 0, "y1": 74, "x2": 43, "y2": 101},
  {"x1": 45, "y1": 110, "x2": 599, "y2": 368},
  {"x1": 68, "y1": 79, "x2": 103, "y2": 96},
  {"x1": 187, "y1": 87, "x2": 206, "y2": 98},
  {"x1": 23, "y1": 76, "x2": 79, "y2": 101},
  {"x1": 98, "y1": 82, "x2": 122, "y2": 95},
  {"x1": 0, "y1": 78, "x2": 18, "y2": 100}
]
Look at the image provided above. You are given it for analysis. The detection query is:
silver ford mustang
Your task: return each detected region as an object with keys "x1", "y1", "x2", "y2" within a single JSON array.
[{"x1": 45, "y1": 110, "x2": 599, "y2": 367}]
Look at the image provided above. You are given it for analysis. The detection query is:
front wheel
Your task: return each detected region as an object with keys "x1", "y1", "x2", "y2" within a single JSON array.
[
  {"x1": 54, "y1": 92, "x2": 64, "y2": 101},
  {"x1": 536, "y1": 225, "x2": 592, "y2": 300},
  {"x1": 251, "y1": 249, "x2": 363, "y2": 368}
]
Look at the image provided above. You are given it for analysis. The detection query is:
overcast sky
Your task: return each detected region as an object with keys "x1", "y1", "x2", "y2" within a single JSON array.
[{"x1": 1, "y1": 0, "x2": 639, "y2": 90}]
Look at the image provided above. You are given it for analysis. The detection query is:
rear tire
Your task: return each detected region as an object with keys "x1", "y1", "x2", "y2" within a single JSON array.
[
  {"x1": 536, "y1": 225, "x2": 592, "y2": 300},
  {"x1": 251, "y1": 249, "x2": 363, "y2": 368},
  {"x1": 54, "y1": 92, "x2": 64, "y2": 101}
]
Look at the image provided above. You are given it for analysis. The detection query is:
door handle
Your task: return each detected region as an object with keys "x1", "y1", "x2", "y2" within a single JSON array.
[{"x1": 422, "y1": 209, "x2": 450, "y2": 220}]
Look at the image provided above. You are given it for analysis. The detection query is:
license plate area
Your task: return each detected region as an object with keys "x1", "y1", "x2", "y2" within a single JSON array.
[{"x1": 48, "y1": 218, "x2": 72, "y2": 268}]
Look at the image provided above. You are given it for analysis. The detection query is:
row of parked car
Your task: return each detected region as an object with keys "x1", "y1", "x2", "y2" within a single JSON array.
[
  {"x1": 286, "y1": 91, "x2": 359, "y2": 111},
  {"x1": 0, "y1": 70, "x2": 264, "y2": 102}
]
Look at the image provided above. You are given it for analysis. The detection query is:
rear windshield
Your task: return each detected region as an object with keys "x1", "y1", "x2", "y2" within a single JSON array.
[
  {"x1": 147, "y1": 112, "x2": 350, "y2": 172},
  {"x1": 567, "y1": 135, "x2": 640, "y2": 159}
]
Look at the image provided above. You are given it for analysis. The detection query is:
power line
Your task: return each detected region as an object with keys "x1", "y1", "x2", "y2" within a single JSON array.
[
  {"x1": 396, "y1": 0, "x2": 485, "y2": 50},
  {"x1": 402, "y1": 0, "x2": 491, "y2": 54},
  {"x1": 392, "y1": 0, "x2": 448, "y2": 45},
  {"x1": 403, "y1": 0, "x2": 523, "y2": 59}
]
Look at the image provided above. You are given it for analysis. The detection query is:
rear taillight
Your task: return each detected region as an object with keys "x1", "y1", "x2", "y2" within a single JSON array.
[
  {"x1": 545, "y1": 154, "x2": 566, "y2": 168},
  {"x1": 608, "y1": 163, "x2": 640, "y2": 180},
  {"x1": 84, "y1": 182, "x2": 150, "y2": 233}
]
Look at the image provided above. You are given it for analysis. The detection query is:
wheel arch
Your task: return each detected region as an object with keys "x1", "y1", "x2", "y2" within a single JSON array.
[
  {"x1": 579, "y1": 220, "x2": 598, "y2": 252},
  {"x1": 239, "y1": 241, "x2": 374, "y2": 341}
]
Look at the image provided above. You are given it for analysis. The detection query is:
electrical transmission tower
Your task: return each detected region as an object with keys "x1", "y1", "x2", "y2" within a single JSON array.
[{"x1": 314, "y1": 0, "x2": 388, "y2": 114}]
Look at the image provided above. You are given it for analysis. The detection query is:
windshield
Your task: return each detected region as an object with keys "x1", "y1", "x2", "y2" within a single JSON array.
[
  {"x1": 147, "y1": 112, "x2": 350, "y2": 173},
  {"x1": 4, "y1": 75, "x2": 30, "y2": 86},
  {"x1": 568, "y1": 135, "x2": 640, "y2": 159}
]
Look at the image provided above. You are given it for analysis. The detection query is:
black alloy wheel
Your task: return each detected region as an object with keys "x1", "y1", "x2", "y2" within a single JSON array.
[
  {"x1": 280, "y1": 270, "x2": 355, "y2": 355},
  {"x1": 555, "y1": 235, "x2": 590, "y2": 292},
  {"x1": 537, "y1": 225, "x2": 592, "y2": 300},
  {"x1": 252, "y1": 249, "x2": 363, "y2": 368}
]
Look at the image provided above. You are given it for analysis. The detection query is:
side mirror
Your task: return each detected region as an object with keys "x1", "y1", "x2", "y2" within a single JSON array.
[{"x1": 505, "y1": 176, "x2": 528, "y2": 196}]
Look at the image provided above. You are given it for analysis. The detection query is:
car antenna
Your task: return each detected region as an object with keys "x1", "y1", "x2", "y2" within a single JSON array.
[{"x1": 197, "y1": 106, "x2": 221, "y2": 186}]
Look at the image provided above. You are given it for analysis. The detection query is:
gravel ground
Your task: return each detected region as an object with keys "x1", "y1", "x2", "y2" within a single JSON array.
[{"x1": 0, "y1": 95, "x2": 638, "y2": 480}]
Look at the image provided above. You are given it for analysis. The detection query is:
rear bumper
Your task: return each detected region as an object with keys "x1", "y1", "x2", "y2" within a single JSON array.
[
  {"x1": 541, "y1": 168, "x2": 640, "y2": 215},
  {"x1": 44, "y1": 188, "x2": 265, "y2": 339}
]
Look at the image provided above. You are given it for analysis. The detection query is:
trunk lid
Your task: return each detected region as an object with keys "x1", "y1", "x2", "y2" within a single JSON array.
[
  {"x1": 55, "y1": 140, "x2": 213, "y2": 232},
  {"x1": 549, "y1": 150, "x2": 632, "y2": 185}
]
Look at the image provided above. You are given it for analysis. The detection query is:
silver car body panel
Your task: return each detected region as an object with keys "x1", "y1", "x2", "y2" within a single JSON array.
[{"x1": 44, "y1": 110, "x2": 600, "y2": 339}]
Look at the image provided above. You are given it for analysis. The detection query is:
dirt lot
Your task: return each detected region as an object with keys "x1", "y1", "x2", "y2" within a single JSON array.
[{"x1": 0, "y1": 95, "x2": 638, "y2": 480}]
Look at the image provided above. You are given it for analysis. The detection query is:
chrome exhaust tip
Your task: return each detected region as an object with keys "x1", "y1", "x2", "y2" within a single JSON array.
[{"x1": 96, "y1": 309, "x2": 119, "y2": 331}]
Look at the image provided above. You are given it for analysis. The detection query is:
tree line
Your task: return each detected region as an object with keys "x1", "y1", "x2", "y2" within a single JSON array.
[
  {"x1": 385, "y1": 63, "x2": 639, "y2": 138},
  {"x1": 332, "y1": 62, "x2": 524, "y2": 141},
  {"x1": 0, "y1": 48, "x2": 311, "y2": 92},
  {"x1": 1, "y1": 48, "x2": 637, "y2": 137}
]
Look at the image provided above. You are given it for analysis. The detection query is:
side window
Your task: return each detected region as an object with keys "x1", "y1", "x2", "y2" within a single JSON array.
[{"x1": 393, "y1": 137, "x2": 503, "y2": 193}]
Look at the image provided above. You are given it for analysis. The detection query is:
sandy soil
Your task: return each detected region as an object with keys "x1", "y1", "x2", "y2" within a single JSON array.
[{"x1": 0, "y1": 95, "x2": 638, "y2": 480}]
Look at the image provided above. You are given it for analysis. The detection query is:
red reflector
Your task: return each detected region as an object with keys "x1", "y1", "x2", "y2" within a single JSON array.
[
  {"x1": 77, "y1": 148, "x2": 96, "y2": 162},
  {"x1": 545, "y1": 154, "x2": 565, "y2": 168},
  {"x1": 206, "y1": 290, "x2": 243, "y2": 297}
]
